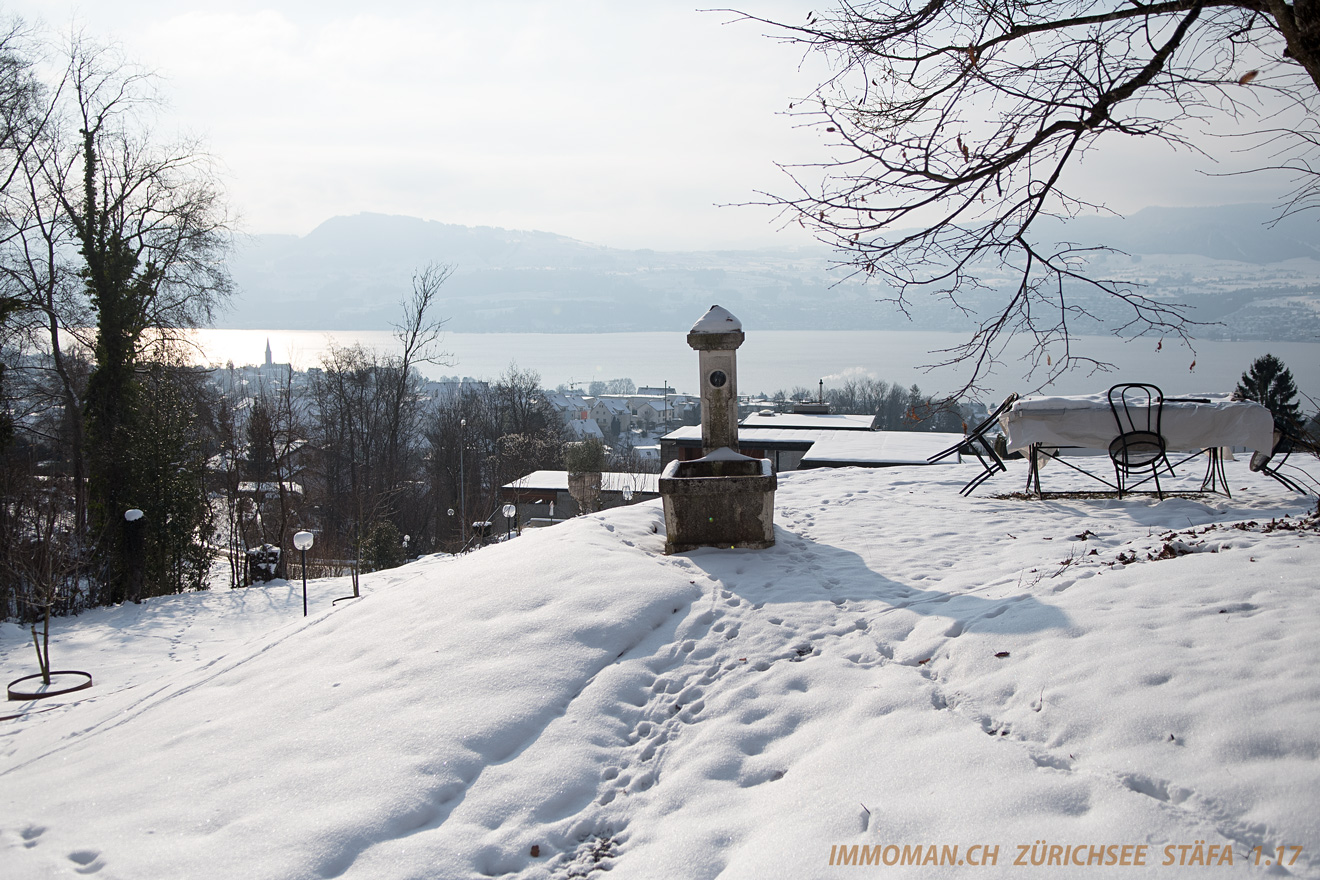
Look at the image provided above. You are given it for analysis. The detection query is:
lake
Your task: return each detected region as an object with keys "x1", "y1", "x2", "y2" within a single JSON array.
[{"x1": 185, "y1": 328, "x2": 1320, "y2": 404}]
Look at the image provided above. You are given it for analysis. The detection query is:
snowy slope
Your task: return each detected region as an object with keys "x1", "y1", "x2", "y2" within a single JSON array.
[{"x1": 2, "y1": 460, "x2": 1318, "y2": 879}]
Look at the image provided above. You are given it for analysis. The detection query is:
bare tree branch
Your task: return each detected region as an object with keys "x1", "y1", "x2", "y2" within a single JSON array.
[{"x1": 725, "y1": 1, "x2": 1320, "y2": 396}]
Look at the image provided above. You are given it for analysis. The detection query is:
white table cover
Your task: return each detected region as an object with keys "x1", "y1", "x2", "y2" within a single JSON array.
[{"x1": 1000, "y1": 393, "x2": 1275, "y2": 454}]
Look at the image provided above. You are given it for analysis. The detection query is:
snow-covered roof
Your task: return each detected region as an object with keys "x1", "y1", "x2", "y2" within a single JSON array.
[
  {"x1": 663, "y1": 426, "x2": 968, "y2": 462},
  {"x1": 547, "y1": 393, "x2": 592, "y2": 411},
  {"x1": 740, "y1": 411, "x2": 876, "y2": 431},
  {"x1": 592, "y1": 397, "x2": 631, "y2": 415},
  {"x1": 799, "y1": 431, "x2": 966, "y2": 467},
  {"x1": 689, "y1": 304, "x2": 742, "y2": 333},
  {"x1": 566, "y1": 419, "x2": 604, "y2": 440},
  {"x1": 661, "y1": 425, "x2": 827, "y2": 448},
  {"x1": 501, "y1": 470, "x2": 660, "y2": 494}
]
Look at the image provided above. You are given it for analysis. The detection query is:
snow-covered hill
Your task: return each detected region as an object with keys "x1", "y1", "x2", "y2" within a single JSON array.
[{"x1": 3, "y1": 461, "x2": 1319, "y2": 879}]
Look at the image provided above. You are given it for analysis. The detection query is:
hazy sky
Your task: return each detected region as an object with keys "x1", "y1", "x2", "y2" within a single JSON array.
[{"x1": 6, "y1": 1, "x2": 1301, "y2": 250}]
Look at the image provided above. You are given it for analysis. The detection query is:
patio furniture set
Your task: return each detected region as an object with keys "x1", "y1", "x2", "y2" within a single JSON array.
[{"x1": 929, "y1": 384, "x2": 1307, "y2": 498}]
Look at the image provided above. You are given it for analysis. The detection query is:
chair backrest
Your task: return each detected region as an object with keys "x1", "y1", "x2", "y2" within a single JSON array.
[
  {"x1": 971, "y1": 392, "x2": 1019, "y2": 437},
  {"x1": 1108, "y1": 384, "x2": 1163, "y2": 438},
  {"x1": 1251, "y1": 427, "x2": 1297, "y2": 472}
]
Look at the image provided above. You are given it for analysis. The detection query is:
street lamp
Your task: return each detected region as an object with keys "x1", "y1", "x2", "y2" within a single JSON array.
[
  {"x1": 459, "y1": 418, "x2": 467, "y2": 547},
  {"x1": 124, "y1": 509, "x2": 145, "y2": 603},
  {"x1": 293, "y1": 530, "x2": 314, "y2": 617},
  {"x1": 502, "y1": 502, "x2": 516, "y2": 541}
]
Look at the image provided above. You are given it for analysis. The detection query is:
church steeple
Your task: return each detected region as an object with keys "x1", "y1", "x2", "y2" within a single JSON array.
[{"x1": 265, "y1": 338, "x2": 272, "y2": 368}]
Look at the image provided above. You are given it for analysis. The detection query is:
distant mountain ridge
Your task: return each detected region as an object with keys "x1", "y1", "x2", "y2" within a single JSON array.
[
  {"x1": 1038, "y1": 204, "x2": 1320, "y2": 264},
  {"x1": 220, "y1": 207, "x2": 1320, "y2": 339}
]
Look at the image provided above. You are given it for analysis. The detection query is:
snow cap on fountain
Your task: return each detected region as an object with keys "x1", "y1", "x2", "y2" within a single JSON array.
[
  {"x1": 687, "y1": 305, "x2": 744, "y2": 351},
  {"x1": 690, "y1": 305, "x2": 741, "y2": 333}
]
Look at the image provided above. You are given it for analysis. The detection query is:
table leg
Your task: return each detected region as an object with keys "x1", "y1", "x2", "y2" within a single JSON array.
[
  {"x1": 1199, "y1": 447, "x2": 1231, "y2": 497},
  {"x1": 1028, "y1": 443, "x2": 1042, "y2": 497}
]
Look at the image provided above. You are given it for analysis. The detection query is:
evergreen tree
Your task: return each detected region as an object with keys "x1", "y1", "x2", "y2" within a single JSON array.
[
  {"x1": 362, "y1": 520, "x2": 404, "y2": 573},
  {"x1": 1236, "y1": 354, "x2": 1303, "y2": 432},
  {"x1": 129, "y1": 365, "x2": 215, "y2": 597},
  {"x1": 81, "y1": 224, "x2": 155, "y2": 604}
]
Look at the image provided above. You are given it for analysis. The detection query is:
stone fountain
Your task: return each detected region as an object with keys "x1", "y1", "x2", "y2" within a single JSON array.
[{"x1": 659, "y1": 306, "x2": 776, "y2": 554}]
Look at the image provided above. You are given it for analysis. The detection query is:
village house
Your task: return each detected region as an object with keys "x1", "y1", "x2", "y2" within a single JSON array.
[
  {"x1": 566, "y1": 418, "x2": 605, "y2": 442},
  {"x1": 499, "y1": 470, "x2": 661, "y2": 525},
  {"x1": 545, "y1": 392, "x2": 593, "y2": 424},
  {"x1": 589, "y1": 396, "x2": 632, "y2": 438},
  {"x1": 632, "y1": 399, "x2": 679, "y2": 431}
]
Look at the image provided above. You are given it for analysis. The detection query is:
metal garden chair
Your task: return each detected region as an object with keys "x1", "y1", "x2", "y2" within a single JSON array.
[
  {"x1": 1107, "y1": 383, "x2": 1175, "y2": 499},
  {"x1": 928, "y1": 393, "x2": 1019, "y2": 496},
  {"x1": 1250, "y1": 428, "x2": 1312, "y2": 493}
]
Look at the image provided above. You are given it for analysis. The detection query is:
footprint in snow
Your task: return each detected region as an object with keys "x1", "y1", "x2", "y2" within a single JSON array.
[
  {"x1": 69, "y1": 851, "x2": 105, "y2": 875},
  {"x1": 1030, "y1": 751, "x2": 1074, "y2": 772},
  {"x1": 1119, "y1": 773, "x2": 1191, "y2": 805}
]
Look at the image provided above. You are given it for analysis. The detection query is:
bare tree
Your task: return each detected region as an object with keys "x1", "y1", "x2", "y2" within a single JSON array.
[
  {"x1": 424, "y1": 367, "x2": 565, "y2": 551},
  {"x1": 0, "y1": 465, "x2": 86, "y2": 680},
  {"x1": 383, "y1": 262, "x2": 452, "y2": 512},
  {"x1": 211, "y1": 381, "x2": 246, "y2": 589},
  {"x1": 0, "y1": 28, "x2": 231, "y2": 606},
  {"x1": 241, "y1": 377, "x2": 308, "y2": 578},
  {"x1": 735, "y1": 1, "x2": 1320, "y2": 394},
  {"x1": 309, "y1": 344, "x2": 387, "y2": 579},
  {"x1": 60, "y1": 38, "x2": 231, "y2": 604}
]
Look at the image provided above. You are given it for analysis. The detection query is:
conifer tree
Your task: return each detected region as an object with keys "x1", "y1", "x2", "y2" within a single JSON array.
[{"x1": 1236, "y1": 354, "x2": 1303, "y2": 432}]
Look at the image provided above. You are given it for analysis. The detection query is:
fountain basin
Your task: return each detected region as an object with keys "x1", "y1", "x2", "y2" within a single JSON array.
[{"x1": 659, "y1": 448, "x2": 776, "y2": 554}]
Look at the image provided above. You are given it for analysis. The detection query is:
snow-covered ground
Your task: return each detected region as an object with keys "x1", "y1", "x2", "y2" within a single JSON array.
[{"x1": 2, "y1": 458, "x2": 1318, "y2": 879}]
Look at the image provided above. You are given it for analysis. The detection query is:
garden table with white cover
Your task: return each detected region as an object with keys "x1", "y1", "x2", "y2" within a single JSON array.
[{"x1": 999, "y1": 393, "x2": 1275, "y2": 496}]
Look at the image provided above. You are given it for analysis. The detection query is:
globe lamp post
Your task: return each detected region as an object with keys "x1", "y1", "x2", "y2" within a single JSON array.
[
  {"x1": 293, "y1": 530, "x2": 314, "y2": 617},
  {"x1": 459, "y1": 418, "x2": 467, "y2": 546},
  {"x1": 124, "y1": 509, "x2": 146, "y2": 604},
  {"x1": 502, "y1": 502, "x2": 516, "y2": 541}
]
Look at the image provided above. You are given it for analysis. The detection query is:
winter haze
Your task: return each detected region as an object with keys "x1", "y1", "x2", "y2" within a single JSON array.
[
  {"x1": 221, "y1": 207, "x2": 1320, "y2": 340},
  {"x1": 6, "y1": 0, "x2": 1310, "y2": 253}
]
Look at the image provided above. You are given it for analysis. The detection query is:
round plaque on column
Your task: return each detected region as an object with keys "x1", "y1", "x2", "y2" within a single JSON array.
[{"x1": 708, "y1": 370, "x2": 727, "y2": 388}]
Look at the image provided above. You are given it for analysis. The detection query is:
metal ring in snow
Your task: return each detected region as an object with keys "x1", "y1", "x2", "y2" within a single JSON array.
[{"x1": 7, "y1": 670, "x2": 93, "y2": 701}]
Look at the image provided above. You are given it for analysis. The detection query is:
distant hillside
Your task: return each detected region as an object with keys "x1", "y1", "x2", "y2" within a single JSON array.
[
  {"x1": 1038, "y1": 204, "x2": 1320, "y2": 264},
  {"x1": 220, "y1": 209, "x2": 1320, "y2": 340},
  {"x1": 223, "y1": 213, "x2": 873, "y2": 332}
]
